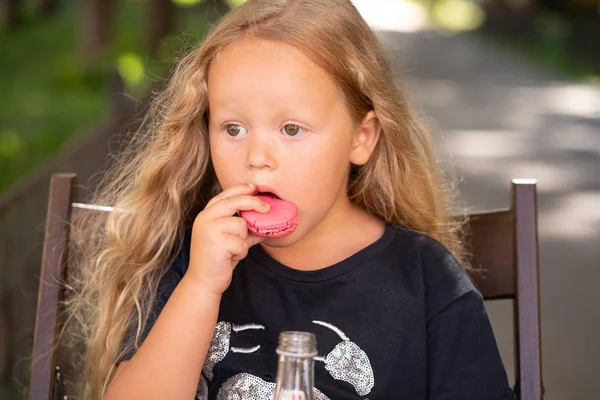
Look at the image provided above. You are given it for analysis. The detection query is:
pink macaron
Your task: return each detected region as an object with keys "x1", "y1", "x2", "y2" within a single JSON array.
[{"x1": 239, "y1": 194, "x2": 299, "y2": 238}]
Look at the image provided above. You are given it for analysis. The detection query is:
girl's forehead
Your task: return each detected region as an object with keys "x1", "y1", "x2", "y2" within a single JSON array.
[
  {"x1": 212, "y1": 37, "x2": 311, "y2": 69},
  {"x1": 207, "y1": 38, "x2": 343, "y2": 107}
]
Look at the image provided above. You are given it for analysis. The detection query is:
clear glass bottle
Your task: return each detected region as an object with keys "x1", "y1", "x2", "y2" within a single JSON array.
[{"x1": 273, "y1": 331, "x2": 317, "y2": 400}]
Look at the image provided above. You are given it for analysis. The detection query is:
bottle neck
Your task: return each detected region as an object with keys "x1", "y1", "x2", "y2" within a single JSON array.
[{"x1": 273, "y1": 354, "x2": 315, "y2": 400}]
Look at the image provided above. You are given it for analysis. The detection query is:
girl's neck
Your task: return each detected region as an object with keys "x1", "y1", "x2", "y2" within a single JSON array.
[{"x1": 260, "y1": 204, "x2": 385, "y2": 272}]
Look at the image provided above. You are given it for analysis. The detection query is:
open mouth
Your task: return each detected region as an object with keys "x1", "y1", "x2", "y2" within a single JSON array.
[{"x1": 257, "y1": 191, "x2": 280, "y2": 200}]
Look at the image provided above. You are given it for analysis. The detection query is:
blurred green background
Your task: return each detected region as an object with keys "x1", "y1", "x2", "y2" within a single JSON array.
[{"x1": 0, "y1": 0, "x2": 231, "y2": 195}]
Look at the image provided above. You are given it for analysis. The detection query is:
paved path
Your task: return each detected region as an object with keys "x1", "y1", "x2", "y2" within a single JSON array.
[{"x1": 353, "y1": 1, "x2": 600, "y2": 399}]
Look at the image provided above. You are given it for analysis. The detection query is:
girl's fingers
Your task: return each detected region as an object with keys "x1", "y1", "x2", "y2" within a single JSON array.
[
  {"x1": 230, "y1": 234, "x2": 266, "y2": 262},
  {"x1": 246, "y1": 233, "x2": 266, "y2": 248},
  {"x1": 207, "y1": 194, "x2": 270, "y2": 219},
  {"x1": 222, "y1": 234, "x2": 250, "y2": 262},
  {"x1": 216, "y1": 217, "x2": 249, "y2": 240},
  {"x1": 205, "y1": 183, "x2": 256, "y2": 209},
  {"x1": 217, "y1": 218, "x2": 265, "y2": 252}
]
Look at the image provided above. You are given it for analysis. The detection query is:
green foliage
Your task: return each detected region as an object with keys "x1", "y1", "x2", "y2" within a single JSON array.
[
  {"x1": 226, "y1": 0, "x2": 248, "y2": 9},
  {"x1": 0, "y1": 129, "x2": 22, "y2": 159},
  {"x1": 0, "y1": 1, "x2": 214, "y2": 195},
  {"x1": 117, "y1": 52, "x2": 146, "y2": 86},
  {"x1": 432, "y1": 0, "x2": 485, "y2": 31},
  {"x1": 173, "y1": 0, "x2": 205, "y2": 7},
  {"x1": 0, "y1": 6, "x2": 106, "y2": 193}
]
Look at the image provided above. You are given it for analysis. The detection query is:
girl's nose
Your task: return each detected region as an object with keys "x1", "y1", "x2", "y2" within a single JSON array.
[{"x1": 246, "y1": 133, "x2": 276, "y2": 170}]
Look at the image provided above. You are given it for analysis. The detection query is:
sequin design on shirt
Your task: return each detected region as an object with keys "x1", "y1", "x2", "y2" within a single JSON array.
[
  {"x1": 216, "y1": 373, "x2": 330, "y2": 400},
  {"x1": 196, "y1": 375, "x2": 208, "y2": 399},
  {"x1": 203, "y1": 321, "x2": 232, "y2": 380},
  {"x1": 202, "y1": 322, "x2": 265, "y2": 381},
  {"x1": 198, "y1": 320, "x2": 374, "y2": 398},
  {"x1": 313, "y1": 320, "x2": 375, "y2": 396}
]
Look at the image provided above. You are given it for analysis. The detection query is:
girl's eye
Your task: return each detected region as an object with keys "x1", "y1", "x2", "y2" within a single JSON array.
[
  {"x1": 225, "y1": 124, "x2": 247, "y2": 137},
  {"x1": 282, "y1": 124, "x2": 306, "y2": 137}
]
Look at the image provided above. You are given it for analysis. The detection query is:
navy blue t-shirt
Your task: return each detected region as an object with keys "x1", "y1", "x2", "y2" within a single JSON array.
[{"x1": 121, "y1": 223, "x2": 514, "y2": 399}]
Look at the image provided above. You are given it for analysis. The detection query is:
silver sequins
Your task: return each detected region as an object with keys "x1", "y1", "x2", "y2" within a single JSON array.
[
  {"x1": 203, "y1": 321, "x2": 232, "y2": 380},
  {"x1": 217, "y1": 373, "x2": 273, "y2": 400},
  {"x1": 199, "y1": 320, "x2": 375, "y2": 398},
  {"x1": 196, "y1": 375, "x2": 208, "y2": 399},
  {"x1": 217, "y1": 373, "x2": 330, "y2": 400},
  {"x1": 324, "y1": 341, "x2": 374, "y2": 396}
]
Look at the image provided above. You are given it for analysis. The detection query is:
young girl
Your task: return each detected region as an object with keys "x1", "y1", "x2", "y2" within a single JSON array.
[{"x1": 67, "y1": 0, "x2": 514, "y2": 399}]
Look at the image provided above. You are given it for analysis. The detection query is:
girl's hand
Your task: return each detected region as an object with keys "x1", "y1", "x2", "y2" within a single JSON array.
[{"x1": 187, "y1": 183, "x2": 270, "y2": 296}]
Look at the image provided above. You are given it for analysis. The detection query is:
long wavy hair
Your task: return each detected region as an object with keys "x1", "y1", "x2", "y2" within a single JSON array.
[{"x1": 64, "y1": 0, "x2": 466, "y2": 398}]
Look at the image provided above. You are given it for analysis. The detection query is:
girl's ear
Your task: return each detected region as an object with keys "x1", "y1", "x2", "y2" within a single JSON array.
[{"x1": 350, "y1": 110, "x2": 382, "y2": 166}]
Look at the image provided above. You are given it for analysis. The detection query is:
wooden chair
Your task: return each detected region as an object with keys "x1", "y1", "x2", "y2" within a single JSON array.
[
  {"x1": 464, "y1": 178, "x2": 543, "y2": 400},
  {"x1": 29, "y1": 174, "x2": 543, "y2": 399},
  {"x1": 29, "y1": 173, "x2": 105, "y2": 400}
]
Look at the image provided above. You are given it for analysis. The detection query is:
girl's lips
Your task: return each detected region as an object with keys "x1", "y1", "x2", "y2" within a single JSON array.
[{"x1": 254, "y1": 185, "x2": 283, "y2": 200}]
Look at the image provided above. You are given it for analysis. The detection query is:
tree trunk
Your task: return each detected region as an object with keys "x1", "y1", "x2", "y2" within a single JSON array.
[
  {"x1": 3, "y1": 0, "x2": 21, "y2": 30},
  {"x1": 37, "y1": 0, "x2": 59, "y2": 15},
  {"x1": 147, "y1": 0, "x2": 176, "y2": 56},
  {"x1": 79, "y1": 0, "x2": 114, "y2": 65},
  {"x1": 0, "y1": 294, "x2": 12, "y2": 400}
]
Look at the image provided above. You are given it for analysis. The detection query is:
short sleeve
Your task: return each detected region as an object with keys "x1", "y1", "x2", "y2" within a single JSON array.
[
  {"x1": 426, "y1": 290, "x2": 515, "y2": 399},
  {"x1": 117, "y1": 229, "x2": 191, "y2": 363}
]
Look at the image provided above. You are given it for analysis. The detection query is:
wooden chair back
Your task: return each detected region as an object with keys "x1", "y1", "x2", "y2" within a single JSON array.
[
  {"x1": 29, "y1": 173, "x2": 106, "y2": 400},
  {"x1": 465, "y1": 179, "x2": 543, "y2": 400},
  {"x1": 29, "y1": 174, "x2": 543, "y2": 399}
]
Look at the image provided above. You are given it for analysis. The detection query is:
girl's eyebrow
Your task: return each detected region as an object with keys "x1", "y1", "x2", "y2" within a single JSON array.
[{"x1": 208, "y1": 108, "x2": 242, "y2": 121}]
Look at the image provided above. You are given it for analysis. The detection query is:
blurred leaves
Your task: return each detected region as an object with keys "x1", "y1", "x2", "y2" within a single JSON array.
[
  {"x1": 173, "y1": 0, "x2": 204, "y2": 7},
  {"x1": 0, "y1": 5, "x2": 106, "y2": 193},
  {"x1": 117, "y1": 52, "x2": 145, "y2": 87},
  {"x1": 432, "y1": 0, "x2": 485, "y2": 31},
  {"x1": 226, "y1": 0, "x2": 247, "y2": 9},
  {"x1": 0, "y1": 0, "x2": 214, "y2": 194},
  {"x1": 0, "y1": 129, "x2": 21, "y2": 159}
]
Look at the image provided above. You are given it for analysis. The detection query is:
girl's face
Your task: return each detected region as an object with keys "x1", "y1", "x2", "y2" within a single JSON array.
[{"x1": 208, "y1": 38, "x2": 377, "y2": 247}]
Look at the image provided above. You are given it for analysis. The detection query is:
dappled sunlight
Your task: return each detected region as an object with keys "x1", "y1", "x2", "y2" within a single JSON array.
[
  {"x1": 541, "y1": 84, "x2": 600, "y2": 119},
  {"x1": 352, "y1": 0, "x2": 485, "y2": 33},
  {"x1": 117, "y1": 52, "x2": 145, "y2": 87},
  {"x1": 227, "y1": 0, "x2": 248, "y2": 9},
  {"x1": 351, "y1": 0, "x2": 429, "y2": 33},
  {"x1": 584, "y1": 75, "x2": 600, "y2": 92},
  {"x1": 456, "y1": 158, "x2": 588, "y2": 194},
  {"x1": 442, "y1": 129, "x2": 534, "y2": 158},
  {"x1": 547, "y1": 125, "x2": 600, "y2": 156},
  {"x1": 540, "y1": 191, "x2": 600, "y2": 239},
  {"x1": 407, "y1": 79, "x2": 463, "y2": 107},
  {"x1": 0, "y1": 129, "x2": 21, "y2": 159},
  {"x1": 432, "y1": 0, "x2": 486, "y2": 32},
  {"x1": 172, "y1": 0, "x2": 204, "y2": 7}
]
